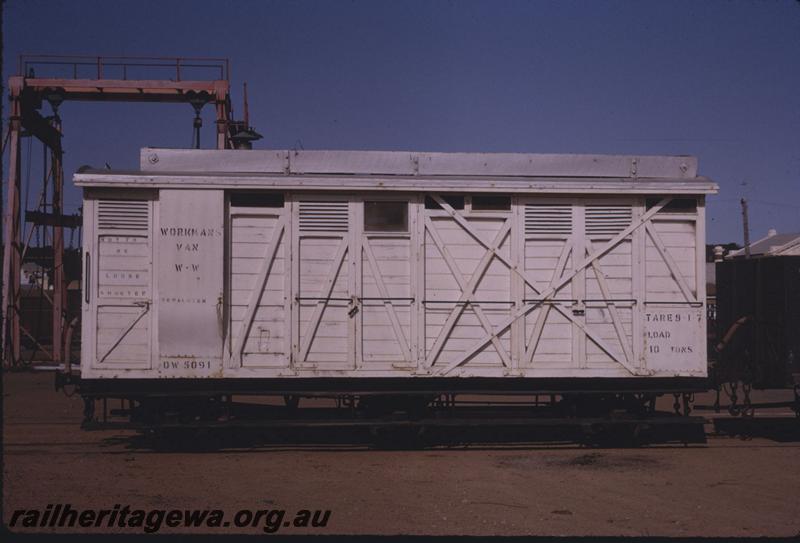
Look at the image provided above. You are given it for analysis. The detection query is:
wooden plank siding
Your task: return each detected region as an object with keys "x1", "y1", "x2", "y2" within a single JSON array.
[
  {"x1": 91, "y1": 199, "x2": 154, "y2": 370},
  {"x1": 81, "y1": 188, "x2": 708, "y2": 379}
]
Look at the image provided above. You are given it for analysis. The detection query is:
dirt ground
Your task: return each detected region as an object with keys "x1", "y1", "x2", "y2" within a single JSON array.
[{"x1": 3, "y1": 371, "x2": 799, "y2": 537}]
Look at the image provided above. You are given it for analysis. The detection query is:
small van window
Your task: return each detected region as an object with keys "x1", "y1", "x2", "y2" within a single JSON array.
[
  {"x1": 646, "y1": 198, "x2": 697, "y2": 213},
  {"x1": 472, "y1": 194, "x2": 511, "y2": 211},
  {"x1": 364, "y1": 201, "x2": 408, "y2": 232},
  {"x1": 425, "y1": 195, "x2": 465, "y2": 210},
  {"x1": 230, "y1": 192, "x2": 284, "y2": 208}
]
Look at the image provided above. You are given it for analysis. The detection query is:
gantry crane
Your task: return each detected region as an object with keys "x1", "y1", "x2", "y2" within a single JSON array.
[{"x1": 2, "y1": 54, "x2": 259, "y2": 368}]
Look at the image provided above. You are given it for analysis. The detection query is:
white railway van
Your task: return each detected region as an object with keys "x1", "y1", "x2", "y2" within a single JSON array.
[{"x1": 75, "y1": 148, "x2": 717, "y2": 396}]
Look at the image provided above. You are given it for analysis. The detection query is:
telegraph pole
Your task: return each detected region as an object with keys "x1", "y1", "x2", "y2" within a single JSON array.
[{"x1": 740, "y1": 198, "x2": 751, "y2": 259}]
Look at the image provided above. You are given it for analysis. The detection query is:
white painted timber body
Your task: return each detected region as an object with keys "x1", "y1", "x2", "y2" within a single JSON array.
[{"x1": 78, "y1": 149, "x2": 716, "y2": 379}]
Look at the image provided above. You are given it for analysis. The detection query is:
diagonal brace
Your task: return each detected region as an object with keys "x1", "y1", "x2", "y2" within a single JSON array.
[
  {"x1": 424, "y1": 217, "x2": 512, "y2": 369},
  {"x1": 524, "y1": 240, "x2": 572, "y2": 366},
  {"x1": 437, "y1": 198, "x2": 671, "y2": 375},
  {"x1": 298, "y1": 239, "x2": 349, "y2": 362},
  {"x1": 645, "y1": 222, "x2": 696, "y2": 303},
  {"x1": 362, "y1": 236, "x2": 411, "y2": 361},
  {"x1": 425, "y1": 218, "x2": 511, "y2": 368},
  {"x1": 230, "y1": 216, "x2": 286, "y2": 364}
]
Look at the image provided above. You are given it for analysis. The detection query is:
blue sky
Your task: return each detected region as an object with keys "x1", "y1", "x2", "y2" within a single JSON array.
[{"x1": 3, "y1": 0, "x2": 799, "y2": 243}]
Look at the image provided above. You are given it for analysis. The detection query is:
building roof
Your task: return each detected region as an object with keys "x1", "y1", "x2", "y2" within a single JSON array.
[{"x1": 726, "y1": 232, "x2": 800, "y2": 259}]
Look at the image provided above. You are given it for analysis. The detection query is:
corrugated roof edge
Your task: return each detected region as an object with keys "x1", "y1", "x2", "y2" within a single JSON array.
[{"x1": 138, "y1": 148, "x2": 699, "y2": 179}]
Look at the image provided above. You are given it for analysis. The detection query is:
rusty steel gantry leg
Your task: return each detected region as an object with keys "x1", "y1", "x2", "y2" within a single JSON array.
[
  {"x1": 1, "y1": 79, "x2": 23, "y2": 368},
  {"x1": 51, "y1": 116, "x2": 66, "y2": 364}
]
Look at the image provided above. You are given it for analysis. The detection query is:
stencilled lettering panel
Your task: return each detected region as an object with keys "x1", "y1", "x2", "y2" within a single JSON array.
[
  {"x1": 157, "y1": 190, "x2": 224, "y2": 372},
  {"x1": 643, "y1": 307, "x2": 704, "y2": 372},
  {"x1": 97, "y1": 235, "x2": 151, "y2": 298},
  {"x1": 92, "y1": 196, "x2": 154, "y2": 370}
]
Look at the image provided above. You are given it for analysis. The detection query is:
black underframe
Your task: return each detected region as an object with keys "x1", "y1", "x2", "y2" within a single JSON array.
[{"x1": 75, "y1": 376, "x2": 709, "y2": 399}]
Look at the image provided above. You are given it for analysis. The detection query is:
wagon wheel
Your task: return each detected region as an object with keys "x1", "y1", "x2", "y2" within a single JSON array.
[{"x1": 283, "y1": 395, "x2": 300, "y2": 410}]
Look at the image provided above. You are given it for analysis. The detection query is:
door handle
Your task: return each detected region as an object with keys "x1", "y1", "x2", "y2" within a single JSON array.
[
  {"x1": 217, "y1": 295, "x2": 224, "y2": 337},
  {"x1": 348, "y1": 295, "x2": 359, "y2": 317},
  {"x1": 84, "y1": 252, "x2": 91, "y2": 304}
]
